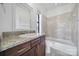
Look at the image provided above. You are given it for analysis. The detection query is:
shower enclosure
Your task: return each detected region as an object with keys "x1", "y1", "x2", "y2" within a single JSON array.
[{"x1": 46, "y1": 3, "x2": 79, "y2": 56}]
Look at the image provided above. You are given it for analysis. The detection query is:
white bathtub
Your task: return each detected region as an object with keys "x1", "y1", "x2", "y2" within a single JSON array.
[{"x1": 46, "y1": 37, "x2": 77, "y2": 56}]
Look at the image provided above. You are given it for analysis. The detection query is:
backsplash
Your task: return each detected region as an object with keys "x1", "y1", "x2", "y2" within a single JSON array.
[{"x1": 2, "y1": 30, "x2": 35, "y2": 39}]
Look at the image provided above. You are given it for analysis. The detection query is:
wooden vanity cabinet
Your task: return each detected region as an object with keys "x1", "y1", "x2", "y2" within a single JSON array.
[
  {"x1": 22, "y1": 35, "x2": 45, "y2": 56},
  {"x1": 0, "y1": 35, "x2": 45, "y2": 56}
]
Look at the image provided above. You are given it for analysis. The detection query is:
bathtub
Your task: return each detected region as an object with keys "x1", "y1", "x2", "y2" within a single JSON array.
[{"x1": 46, "y1": 37, "x2": 77, "y2": 56}]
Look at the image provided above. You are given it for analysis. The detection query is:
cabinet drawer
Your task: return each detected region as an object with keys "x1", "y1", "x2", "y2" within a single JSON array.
[
  {"x1": 22, "y1": 47, "x2": 36, "y2": 56},
  {"x1": 5, "y1": 42, "x2": 30, "y2": 56},
  {"x1": 31, "y1": 38, "x2": 41, "y2": 47}
]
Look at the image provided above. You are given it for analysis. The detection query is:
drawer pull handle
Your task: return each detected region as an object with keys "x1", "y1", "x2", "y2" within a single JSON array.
[{"x1": 17, "y1": 48, "x2": 26, "y2": 53}]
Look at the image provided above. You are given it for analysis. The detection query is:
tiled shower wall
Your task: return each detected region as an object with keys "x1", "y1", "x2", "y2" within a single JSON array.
[
  {"x1": 46, "y1": 12, "x2": 73, "y2": 42},
  {"x1": 71, "y1": 4, "x2": 78, "y2": 47}
]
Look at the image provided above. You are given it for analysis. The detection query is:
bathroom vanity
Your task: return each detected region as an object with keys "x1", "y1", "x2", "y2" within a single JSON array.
[
  {"x1": 0, "y1": 3, "x2": 45, "y2": 56},
  {"x1": 0, "y1": 34, "x2": 45, "y2": 56}
]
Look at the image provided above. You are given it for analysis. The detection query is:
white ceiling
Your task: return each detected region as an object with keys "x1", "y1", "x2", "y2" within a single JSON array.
[
  {"x1": 31, "y1": 3, "x2": 68, "y2": 11},
  {"x1": 28, "y1": 3, "x2": 75, "y2": 17}
]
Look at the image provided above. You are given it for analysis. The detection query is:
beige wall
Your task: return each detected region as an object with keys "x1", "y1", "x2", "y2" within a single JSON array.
[
  {"x1": 77, "y1": 4, "x2": 79, "y2": 55},
  {"x1": 0, "y1": 4, "x2": 13, "y2": 33},
  {"x1": 41, "y1": 15, "x2": 47, "y2": 34},
  {"x1": 46, "y1": 16, "x2": 57, "y2": 37}
]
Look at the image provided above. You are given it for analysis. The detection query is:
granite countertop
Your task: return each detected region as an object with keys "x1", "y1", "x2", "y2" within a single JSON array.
[{"x1": 0, "y1": 33, "x2": 44, "y2": 52}]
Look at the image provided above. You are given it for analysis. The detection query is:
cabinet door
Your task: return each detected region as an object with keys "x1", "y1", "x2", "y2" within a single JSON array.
[
  {"x1": 40, "y1": 40, "x2": 45, "y2": 56},
  {"x1": 36, "y1": 36, "x2": 45, "y2": 56},
  {"x1": 21, "y1": 47, "x2": 36, "y2": 56},
  {"x1": 35, "y1": 43, "x2": 42, "y2": 56}
]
